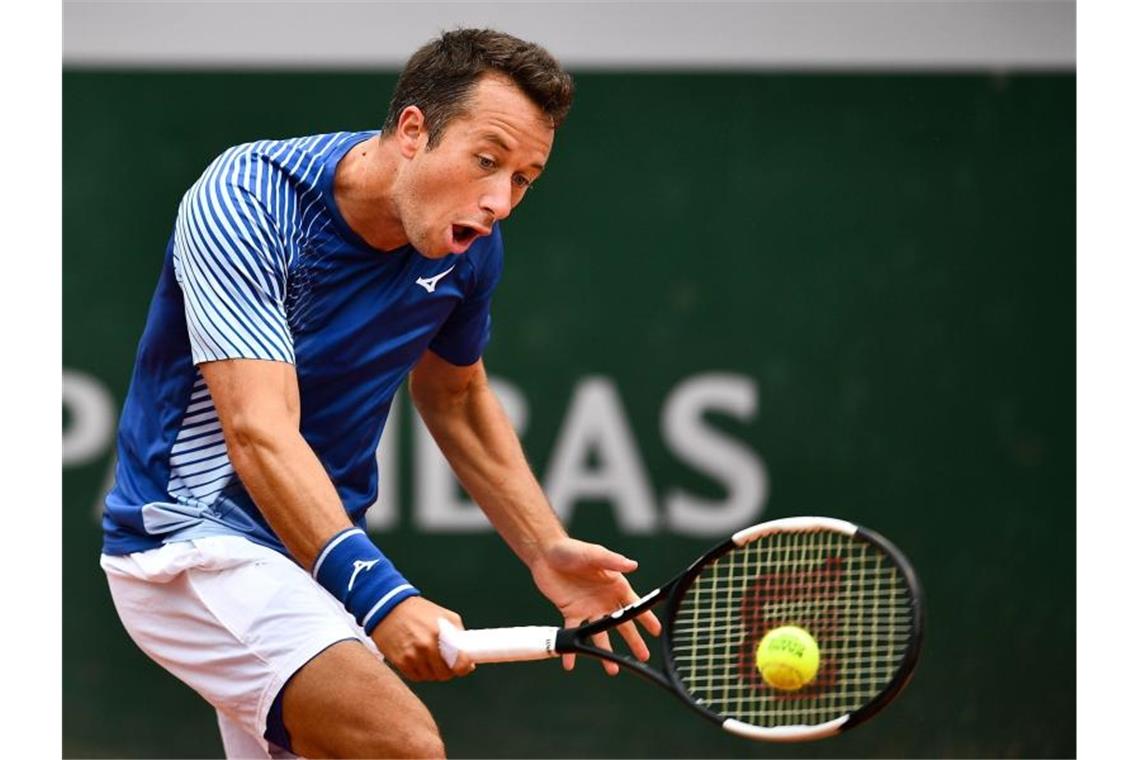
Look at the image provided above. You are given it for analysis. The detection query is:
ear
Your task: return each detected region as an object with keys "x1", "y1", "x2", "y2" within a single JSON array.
[{"x1": 395, "y1": 105, "x2": 428, "y2": 158}]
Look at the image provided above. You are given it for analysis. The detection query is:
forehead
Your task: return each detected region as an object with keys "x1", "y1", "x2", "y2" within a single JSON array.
[{"x1": 449, "y1": 74, "x2": 554, "y2": 155}]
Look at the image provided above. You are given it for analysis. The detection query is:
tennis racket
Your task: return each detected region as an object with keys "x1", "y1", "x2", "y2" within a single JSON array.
[{"x1": 438, "y1": 516, "x2": 923, "y2": 742}]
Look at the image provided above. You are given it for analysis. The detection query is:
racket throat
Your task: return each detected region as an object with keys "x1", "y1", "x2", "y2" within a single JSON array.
[{"x1": 553, "y1": 628, "x2": 577, "y2": 655}]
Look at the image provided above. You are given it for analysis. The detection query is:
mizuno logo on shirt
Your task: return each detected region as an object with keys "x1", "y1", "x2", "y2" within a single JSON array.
[
  {"x1": 348, "y1": 559, "x2": 379, "y2": 591},
  {"x1": 415, "y1": 265, "x2": 456, "y2": 293}
]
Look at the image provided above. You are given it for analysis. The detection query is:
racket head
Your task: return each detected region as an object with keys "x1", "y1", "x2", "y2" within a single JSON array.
[{"x1": 660, "y1": 516, "x2": 924, "y2": 742}]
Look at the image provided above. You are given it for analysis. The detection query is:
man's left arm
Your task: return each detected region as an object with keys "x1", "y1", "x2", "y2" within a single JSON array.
[{"x1": 409, "y1": 350, "x2": 662, "y2": 674}]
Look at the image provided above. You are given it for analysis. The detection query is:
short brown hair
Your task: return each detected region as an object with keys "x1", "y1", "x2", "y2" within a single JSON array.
[{"x1": 381, "y1": 28, "x2": 574, "y2": 148}]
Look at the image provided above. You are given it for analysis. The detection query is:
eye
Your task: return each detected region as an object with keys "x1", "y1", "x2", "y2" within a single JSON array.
[
  {"x1": 477, "y1": 155, "x2": 496, "y2": 170},
  {"x1": 512, "y1": 174, "x2": 532, "y2": 189}
]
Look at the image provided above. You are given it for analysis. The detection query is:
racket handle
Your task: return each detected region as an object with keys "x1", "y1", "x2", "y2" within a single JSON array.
[{"x1": 437, "y1": 618, "x2": 561, "y2": 668}]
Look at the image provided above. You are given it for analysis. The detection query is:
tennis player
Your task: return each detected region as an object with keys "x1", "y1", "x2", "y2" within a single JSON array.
[{"x1": 99, "y1": 28, "x2": 661, "y2": 758}]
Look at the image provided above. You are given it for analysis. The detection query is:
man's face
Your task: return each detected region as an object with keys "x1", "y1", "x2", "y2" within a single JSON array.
[{"x1": 393, "y1": 74, "x2": 556, "y2": 258}]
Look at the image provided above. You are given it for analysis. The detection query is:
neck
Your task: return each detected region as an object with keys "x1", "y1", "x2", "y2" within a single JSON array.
[{"x1": 333, "y1": 134, "x2": 408, "y2": 251}]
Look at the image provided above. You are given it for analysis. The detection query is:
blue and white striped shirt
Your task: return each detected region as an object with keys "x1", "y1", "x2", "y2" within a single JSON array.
[{"x1": 102, "y1": 131, "x2": 503, "y2": 556}]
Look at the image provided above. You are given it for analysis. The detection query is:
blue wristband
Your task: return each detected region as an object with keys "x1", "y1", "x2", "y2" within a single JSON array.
[{"x1": 312, "y1": 528, "x2": 420, "y2": 634}]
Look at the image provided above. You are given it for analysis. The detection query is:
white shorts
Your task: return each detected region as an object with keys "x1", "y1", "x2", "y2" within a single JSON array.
[{"x1": 101, "y1": 535, "x2": 379, "y2": 759}]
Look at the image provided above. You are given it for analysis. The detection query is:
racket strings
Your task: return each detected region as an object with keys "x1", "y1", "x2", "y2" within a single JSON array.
[{"x1": 670, "y1": 530, "x2": 914, "y2": 728}]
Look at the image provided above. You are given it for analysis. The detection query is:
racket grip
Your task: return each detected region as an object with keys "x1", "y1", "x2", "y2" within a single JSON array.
[{"x1": 437, "y1": 618, "x2": 561, "y2": 668}]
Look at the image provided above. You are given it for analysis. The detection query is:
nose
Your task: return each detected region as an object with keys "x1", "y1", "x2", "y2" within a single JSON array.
[{"x1": 479, "y1": 174, "x2": 513, "y2": 222}]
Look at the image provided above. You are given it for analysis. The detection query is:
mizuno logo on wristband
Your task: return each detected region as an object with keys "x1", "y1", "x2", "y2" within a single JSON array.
[{"x1": 348, "y1": 559, "x2": 380, "y2": 591}]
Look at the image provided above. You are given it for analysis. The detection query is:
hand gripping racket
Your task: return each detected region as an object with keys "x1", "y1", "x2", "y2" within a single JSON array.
[{"x1": 438, "y1": 516, "x2": 923, "y2": 742}]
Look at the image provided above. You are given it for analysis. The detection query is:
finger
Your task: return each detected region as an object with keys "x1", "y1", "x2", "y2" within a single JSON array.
[
  {"x1": 427, "y1": 642, "x2": 460, "y2": 681},
  {"x1": 435, "y1": 658, "x2": 456, "y2": 681},
  {"x1": 449, "y1": 650, "x2": 477, "y2": 676},
  {"x1": 562, "y1": 619, "x2": 581, "y2": 671},
  {"x1": 412, "y1": 656, "x2": 439, "y2": 682},
  {"x1": 637, "y1": 608, "x2": 664, "y2": 637},
  {"x1": 584, "y1": 543, "x2": 639, "y2": 574},
  {"x1": 591, "y1": 631, "x2": 620, "y2": 677},
  {"x1": 399, "y1": 660, "x2": 426, "y2": 682},
  {"x1": 616, "y1": 620, "x2": 650, "y2": 662},
  {"x1": 438, "y1": 612, "x2": 474, "y2": 676}
]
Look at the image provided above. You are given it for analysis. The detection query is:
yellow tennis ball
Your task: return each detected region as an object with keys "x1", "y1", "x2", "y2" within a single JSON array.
[{"x1": 755, "y1": 625, "x2": 820, "y2": 691}]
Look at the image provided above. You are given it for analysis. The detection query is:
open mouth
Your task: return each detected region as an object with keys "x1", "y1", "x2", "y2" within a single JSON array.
[{"x1": 452, "y1": 224, "x2": 478, "y2": 245}]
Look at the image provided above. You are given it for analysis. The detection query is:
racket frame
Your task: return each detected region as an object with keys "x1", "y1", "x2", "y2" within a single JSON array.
[{"x1": 554, "y1": 516, "x2": 925, "y2": 741}]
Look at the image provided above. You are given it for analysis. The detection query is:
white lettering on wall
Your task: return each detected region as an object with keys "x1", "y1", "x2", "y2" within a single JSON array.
[
  {"x1": 63, "y1": 369, "x2": 116, "y2": 467},
  {"x1": 91, "y1": 455, "x2": 118, "y2": 521},
  {"x1": 366, "y1": 390, "x2": 401, "y2": 531},
  {"x1": 661, "y1": 373, "x2": 768, "y2": 536},
  {"x1": 413, "y1": 377, "x2": 528, "y2": 531},
  {"x1": 76, "y1": 369, "x2": 767, "y2": 538},
  {"x1": 544, "y1": 377, "x2": 657, "y2": 533}
]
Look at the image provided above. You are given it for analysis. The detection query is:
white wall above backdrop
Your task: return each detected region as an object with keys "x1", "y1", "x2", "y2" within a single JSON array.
[{"x1": 64, "y1": 0, "x2": 1075, "y2": 70}]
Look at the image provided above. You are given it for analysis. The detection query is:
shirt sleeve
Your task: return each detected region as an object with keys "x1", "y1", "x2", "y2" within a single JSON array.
[
  {"x1": 172, "y1": 148, "x2": 295, "y2": 365},
  {"x1": 428, "y1": 226, "x2": 505, "y2": 366}
]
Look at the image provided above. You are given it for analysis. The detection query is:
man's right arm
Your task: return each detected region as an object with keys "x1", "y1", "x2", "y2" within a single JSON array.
[
  {"x1": 174, "y1": 153, "x2": 470, "y2": 680},
  {"x1": 200, "y1": 358, "x2": 350, "y2": 565},
  {"x1": 199, "y1": 357, "x2": 473, "y2": 681}
]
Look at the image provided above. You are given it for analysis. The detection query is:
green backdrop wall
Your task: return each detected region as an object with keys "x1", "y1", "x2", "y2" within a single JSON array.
[{"x1": 63, "y1": 72, "x2": 1075, "y2": 758}]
